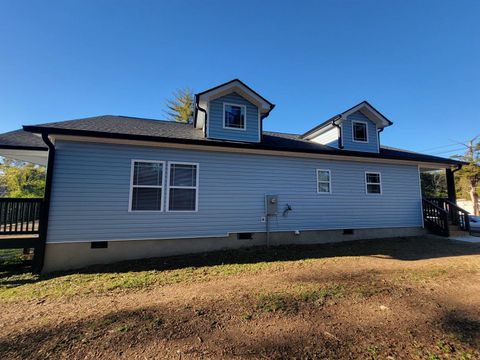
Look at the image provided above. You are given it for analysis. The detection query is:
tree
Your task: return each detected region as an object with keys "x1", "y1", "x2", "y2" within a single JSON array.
[
  {"x1": 421, "y1": 171, "x2": 447, "y2": 198},
  {"x1": 452, "y1": 138, "x2": 480, "y2": 215},
  {"x1": 165, "y1": 88, "x2": 194, "y2": 123},
  {"x1": 0, "y1": 158, "x2": 46, "y2": 198}
]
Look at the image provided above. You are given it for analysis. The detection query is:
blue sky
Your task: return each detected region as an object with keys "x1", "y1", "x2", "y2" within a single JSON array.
[{"x1": 0, "y1": 0, "x2": 478, "y2": 157}]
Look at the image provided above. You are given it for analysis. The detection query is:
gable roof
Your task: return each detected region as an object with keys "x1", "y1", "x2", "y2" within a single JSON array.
[
  {"x1": 302, "y1": 101, "x2": 393, "y2": 139},
  {"x1": 0, "y1": 114, "x2": 459, "y2": 167},
  {"x1": 194, "y1": 79, "x2": 275, "y2": 129}
]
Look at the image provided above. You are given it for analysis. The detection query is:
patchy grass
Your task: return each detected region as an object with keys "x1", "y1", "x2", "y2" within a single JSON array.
[{"x1": 1, "y1": 237, "x2": 480, "y2": 360}]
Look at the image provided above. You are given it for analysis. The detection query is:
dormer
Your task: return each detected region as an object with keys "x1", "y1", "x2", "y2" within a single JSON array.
[
  {"x1": 194, "y1": 79, "x2": 275, "y2": 143},
  {"x1": 302, "y1": 101, "x2": 393, "y2": 153}
]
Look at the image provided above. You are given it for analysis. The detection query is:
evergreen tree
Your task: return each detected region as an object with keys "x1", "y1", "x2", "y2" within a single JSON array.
[{"x1": 165, "y1": 88, "x2": 194, "y2": 123}]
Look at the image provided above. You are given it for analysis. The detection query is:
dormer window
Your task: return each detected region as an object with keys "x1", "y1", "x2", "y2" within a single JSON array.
[
  {"x1": 223, "y1": 103, "x2": 246, "y2": 130},
  {"x1": 352, "y1": 121, "x2": 368, "y2": 142}
]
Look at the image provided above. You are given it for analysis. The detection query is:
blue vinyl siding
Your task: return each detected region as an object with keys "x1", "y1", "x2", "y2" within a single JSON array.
[
  {"x1": 46, "y1": 140, "x2": 422, "y2": 244},
  {"x1": 208, "y1": 92, "x2": 260, "y2": 142},
  {"x1": 341, "y1": 112, "x2": 379, "y2": 153}
]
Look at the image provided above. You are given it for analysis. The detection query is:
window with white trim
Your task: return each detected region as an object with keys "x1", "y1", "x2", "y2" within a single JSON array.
[
  {"x1": 168, "y1": 163, "x2": 198, "y2": 211},
  {"x1": 224, "y1": 103, "x2": 246, "y2": 130},
  {"x1": 352, "y1": 121, "x2": 368, "y2": 142},
  {"x1": 365, "y1": 172, "x2": 382, "y2": 194},
  {"x1": 317, "y1": 169, "x2": 331, "y2": 193},
  {"x1": 130, "y1": 161, "x2": 164, "y2": 211}
]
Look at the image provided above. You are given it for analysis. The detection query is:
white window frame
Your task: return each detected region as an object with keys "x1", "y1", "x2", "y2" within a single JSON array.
[
  {"x1": 128, "y1": 159, "x2": 165, "y2": 212},
  {"x1": 365, "y1": 171, "x2": 382, "y2": 195},
  {"x1": 352, "y1": 120, "x2": 368, "y2": 143},
  {"x1": 223, "y1": 102, "x2": 247, "y2": 131},
  {"x1": 316, "y1": 169, "x2": 332, "y2": 194},
  {"x1": 166, "y1": 161, "x2": 200, "y2": 212}
]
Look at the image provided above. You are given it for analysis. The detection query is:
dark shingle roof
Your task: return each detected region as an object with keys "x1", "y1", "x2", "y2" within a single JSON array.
[
  {"x1": 0, "y1": 114, "x2": 461, "y2": 166},
  {"x1": 0, "y1": 129, "x2": 47, "y2": 150}
]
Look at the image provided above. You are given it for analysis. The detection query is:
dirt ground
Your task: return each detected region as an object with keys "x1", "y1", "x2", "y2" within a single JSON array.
[{"x1": 1, "y1": 236, "x2": 479, "y2": 359}]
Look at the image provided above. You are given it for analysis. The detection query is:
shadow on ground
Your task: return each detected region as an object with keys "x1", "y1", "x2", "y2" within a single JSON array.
[{"x1": 1, "y1": 236, "x2": 480, "y2": 286}]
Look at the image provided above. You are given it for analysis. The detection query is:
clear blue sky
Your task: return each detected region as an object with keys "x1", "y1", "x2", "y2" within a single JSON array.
[{"x1": 1, "y1": 0, "x2": 479, "y2": 157}]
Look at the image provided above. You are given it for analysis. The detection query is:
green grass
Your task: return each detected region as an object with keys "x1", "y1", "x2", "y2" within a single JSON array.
[
  {"x1": 0, "y1": 259, "x2": 316, "y2": 301},
  {"x1": 256, "y1": 283, "x2": 345, "y2": 313}
]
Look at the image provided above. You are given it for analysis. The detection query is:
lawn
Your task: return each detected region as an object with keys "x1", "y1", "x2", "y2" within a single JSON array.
[{"x1": 1, "y1": 237, "x2": 479, "y2": 359}]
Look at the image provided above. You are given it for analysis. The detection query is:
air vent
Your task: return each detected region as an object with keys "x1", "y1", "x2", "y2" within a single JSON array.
[
  {"x1": 91, "y1": 241, "x2": 108, "y2": 249},
  {"x1": 238, "y1": 233, "x2": 253, "y2": 240}
]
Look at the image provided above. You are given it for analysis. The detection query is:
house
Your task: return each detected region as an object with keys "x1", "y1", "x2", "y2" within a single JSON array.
[{"x1": 0, "y1": 79, "x2": 469, "y2": 273}]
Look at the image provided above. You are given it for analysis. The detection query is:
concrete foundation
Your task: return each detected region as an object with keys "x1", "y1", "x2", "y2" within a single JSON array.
[{"x1": 42, "y1": 227, "x2": 426, "y2": 273}]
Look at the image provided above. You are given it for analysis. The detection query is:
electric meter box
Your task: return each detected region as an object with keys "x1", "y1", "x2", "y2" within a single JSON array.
[{"x1": 265, "y1": 195, "x2": 278, "y2": 216}]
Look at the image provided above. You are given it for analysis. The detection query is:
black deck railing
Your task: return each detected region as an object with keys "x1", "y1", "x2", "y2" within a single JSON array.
[
  {"x1": 422, "y1": 198, "x2": 449, "y2": 237},
  {"x1": 0, "y1": 198, "x2": 43, "y2": 235},
  {"x1": 427, "y1": 198, "x2": 470, "y2": 232}
]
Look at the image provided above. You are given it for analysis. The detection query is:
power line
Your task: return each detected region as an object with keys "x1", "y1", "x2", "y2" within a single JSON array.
[
  {"x1": 417, "y1": 143, "x2": 464, "y2": 152},
  {"x1": 430, "y1": 147, "x2": 466, "y2": 155}
]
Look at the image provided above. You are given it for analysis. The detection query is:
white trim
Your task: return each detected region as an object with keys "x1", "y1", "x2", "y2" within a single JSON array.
[
  {"x1": 166, "y1": 161, "x2": 199, "y2": 212},
  {"x1": 198, "y1": 80, "x2": 272, "y2": 114},
  {"x1": 418, "y1": 165, "x2": 425, "y2": 228},
  {"x1": 46, "y1": 225, "x2": 423, "y2": 244},
  {"x1": 316, "y1": 169, "x2": 332, "y2": 194},
  {"x1": 128, "y1": 159, "x2": 166, "y2": 212},
  {"x1": 51, "y1": 135, "x2": 457, "y2": 169},
  {"x1": 342, "y1": 102, "x2": 391, "y2": 128},
  {"x1": 223, "y1": 102, "x2": 247, "y2": 131},
  {"x1": 365, "y1": 171, "x2": 382, "y2": 195},
  {"x1": 352, "y1": 120, "x2": 368, "y2": 143}
]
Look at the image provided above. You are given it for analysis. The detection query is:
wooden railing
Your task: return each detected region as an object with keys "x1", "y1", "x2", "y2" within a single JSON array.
[
  {"x1": 427, "y1": 198, "x2": 470, "y2": 231},
  {"x1": 422, "y1": 199, "x2": 449, "y2": 237},
  {"x1": 0, "y1": 198, "x2": 43, "y2": 235}
]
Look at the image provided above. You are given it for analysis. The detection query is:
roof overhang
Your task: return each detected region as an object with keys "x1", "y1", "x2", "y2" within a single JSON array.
[
  {"x1": 302, "y1": 101, "x2": 393, "y2": 140},
  {"x1": 194, "y1": 79, "x2": 275, "y2": 129},
  {"x1": 0, "y1": 147, "x2": 48, "y2": 165}
]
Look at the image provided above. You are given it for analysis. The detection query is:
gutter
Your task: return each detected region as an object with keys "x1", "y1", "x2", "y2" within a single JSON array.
[
  {"x1": 195, "y1": 96, "x2": 208, "y2": 137},
  {"x1": 332, "y1": 117, "x2": 343, "y2": 149},
  {"x1": 22, "y1": 126, "x2": 465, "y2": 167},
  {"x1": 33, "y1": 133, "x2": 56, "y2": 273}
]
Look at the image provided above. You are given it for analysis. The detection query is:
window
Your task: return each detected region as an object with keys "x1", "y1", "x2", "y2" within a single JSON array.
[
  {"x1": 168, "y1": 162, "x2": 199, "y2": 211},
  {"x1": 352, "y1": 121, "x2": 368, "y2": 142},
  {"x1": 224, "y1": 103, "x2": 246, "y2": 130},
  {"x1": 365, "y1": 172, "x2": 382, "y2": 194},
  {"x1": 130, "y1": 160, "x2": 164, "y2": 211},
  {"x1": 317, "y1": 169, "x2": 331, "y2": 194}
]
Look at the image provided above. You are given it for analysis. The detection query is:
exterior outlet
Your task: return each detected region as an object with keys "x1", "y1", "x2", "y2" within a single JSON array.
[{"x1": 260, "y1": 216, "x2": 266, "y2": 223}]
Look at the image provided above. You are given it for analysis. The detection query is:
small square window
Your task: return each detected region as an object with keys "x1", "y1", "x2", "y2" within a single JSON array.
[
  {"x1": 353, "y1": 121, "x2": 368, "y2": 142},
  {"x1": 366, "y1": 172, "x2": 382, "y2": 194},
  {"x1": 224, "y1": 104, "x2": 246, "y2": 130}
]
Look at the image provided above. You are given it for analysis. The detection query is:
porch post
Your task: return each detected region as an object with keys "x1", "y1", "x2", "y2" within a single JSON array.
[{"x1": 446, "y1": 168, "x2": 456, "y2": 204}]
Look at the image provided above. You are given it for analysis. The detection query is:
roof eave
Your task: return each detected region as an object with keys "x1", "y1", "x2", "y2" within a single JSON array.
[{"x1": 22, "y1": 125, "x2": 463, "y2": 167}]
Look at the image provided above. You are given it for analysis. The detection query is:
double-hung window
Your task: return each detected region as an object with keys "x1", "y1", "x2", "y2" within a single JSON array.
[
  {"x1": 130, "y1": 160, "x2": 164, "y2": 211},
  {"x1": 167, "y1": 162, "x2": 199, "y2": 211},
  {"x1": 317, "y1": 169, "x2": 331, "y2": 194},
  {"x1": 365, "y1": 172, "x2": 382, "y2": 194},
  {"x1": 352, "y1": 121, "x2": 368, "y2": 142},
  {"x1": 224, "y1": 103, "x2": 246, "y2": 130}
]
